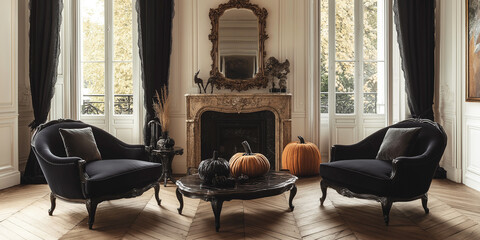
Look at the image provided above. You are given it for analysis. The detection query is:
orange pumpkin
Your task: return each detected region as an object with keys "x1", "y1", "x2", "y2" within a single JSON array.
[
  {"x1": 229, "y1": 141, "x2": 270, "y2": 178},
  {"x1": 282, "y1": 136, "x2": 321, "y2": 176}
]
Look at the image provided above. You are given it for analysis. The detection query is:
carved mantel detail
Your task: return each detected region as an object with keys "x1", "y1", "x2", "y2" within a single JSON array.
[{"x1": 186, "y1": 93, "x2": 292, "y2": 173}]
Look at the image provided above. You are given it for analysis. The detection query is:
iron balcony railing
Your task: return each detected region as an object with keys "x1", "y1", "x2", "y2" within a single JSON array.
[
  {"x1": 320, "y1": 92, "x2": 378, "y2": 114},
  {"x1": 82, "y1": 94, "x2": 133, "y2": 115}
]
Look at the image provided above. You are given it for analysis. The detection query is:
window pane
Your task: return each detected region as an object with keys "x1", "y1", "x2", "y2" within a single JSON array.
[
  {"x1": 321, "y1": 0, "x2": 329, "y2": 113},
  {"x1": 335, "y1": 62, "x2": 354, "y2": 92},
  {"x1": 363, "y1": 62, "x2": 385, "y2": 114},
  {"x1": 81, "y1": 0, "x2": 105, "y2": 116},
  {"x1": 336, "y1": 93, "x2": 354, "y2": 114},
  {"x1": 321, "y1": 93, "x2": 328, "y2": 113},
  {"x1": 82, "y1": 62, "x2": 105, "y2": 115},
  {"x1": 81, "y1": 0, "x2": 105, "y2": 61},
  {"x1": 113, "y1": 0, "x2": 133, "y2": 61},
  {"x1": 114, "y1": 62, "x2": 133, "y2": 115},
  {"x1": 336, "y1": 0, "x2": 355, "y2": 60},
  {"x1": 336, "y1": 62, "x2": 355, "y2": 114},
  {"x1": 364, "y1": 0, "x2": 384, "y2": 60}
]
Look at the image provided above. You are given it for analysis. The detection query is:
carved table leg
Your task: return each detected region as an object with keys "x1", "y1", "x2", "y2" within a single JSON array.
[
  {"x1": 320, "y1": 180, "x2": 327, "y2": 205},
  {"x1": 163, "y1": 174, "x2": 168, "y2": 187},
  {"x1": 48, "y1": 192, "x2": 56, "y2": 216},
  {"x1": 422, "y1": 193, "x2": 429, "y2": 214},
  {"x1": 159, "y1": 173, "x2": 165, "y2": 186},
  {"x1": 161, "y1": 154, "x2": 174, "y2": 187},
  {"x1": 211, "y1": 198, "x2": 224, "y2": 232},
  {"x1": 176, "y1": 188, "x2": 184, "y2": 214},
  {"x1": 154, "y1": 183, "x2": 162, "y2": 205},
  {"x1": 86, "y1": 199, "x2": 99, "y2": 229},
  {"x1": 289, "y1": 184, "x2": 297, "y2": 211},
  {"x1": 381, "y1": 198, "x2": 392, "y2": 226}
]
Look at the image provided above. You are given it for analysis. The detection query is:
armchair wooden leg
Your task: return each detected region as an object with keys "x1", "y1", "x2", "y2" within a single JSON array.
[
  {"x1": 421, "y1": 193, "x2": 429, "y2": 214},
  {"x1": 154, "y1": 183, "x2": 161, "y2": 205},
  {"x1": 86, "y1": 199, "x2": 99, "y2": 229},
  {"x1": 381, "y1": 198, "x2": 392, "y2": 226},
  {"x1": 320, "y1": 180, "x2": 327, "y2": 205},
  {"x1": 48, "y1": 192, "x2": 56, "y2": 216}
]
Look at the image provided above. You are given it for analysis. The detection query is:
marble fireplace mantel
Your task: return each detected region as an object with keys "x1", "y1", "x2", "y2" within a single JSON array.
[{"x1": 185, "y1": 93, "x2": 292, "y2": 173}]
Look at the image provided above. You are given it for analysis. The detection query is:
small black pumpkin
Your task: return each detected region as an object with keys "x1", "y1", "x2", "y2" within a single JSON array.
[{"x1": 198, "y1": 151, "x2": 230, "y2": 185}]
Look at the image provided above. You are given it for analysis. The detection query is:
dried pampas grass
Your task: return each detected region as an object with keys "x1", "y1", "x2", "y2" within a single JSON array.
[{"x1": 153, "y1": 86, "x2": 170, "y2": 132}]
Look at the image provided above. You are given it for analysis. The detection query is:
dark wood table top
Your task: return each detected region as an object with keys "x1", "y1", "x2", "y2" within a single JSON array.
[
  {"x1": 151, "y1": 147, "x2": 183, "y2": 155},
  {"x1": 176, "y1": 171, "x2": 297, "y2": 201}
]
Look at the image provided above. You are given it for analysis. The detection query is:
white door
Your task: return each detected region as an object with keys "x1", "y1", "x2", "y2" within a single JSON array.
[
  {"x1": 320, "y1": 0, "x2": 387, "y2": 147},
  {"x1": 77, "y1": 0, "x2": 140, "y2": 144}
]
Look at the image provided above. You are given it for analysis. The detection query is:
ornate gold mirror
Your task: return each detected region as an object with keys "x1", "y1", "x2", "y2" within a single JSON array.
[{"x1": 209, "y1": 0, "x2": 268, "y2": 91}]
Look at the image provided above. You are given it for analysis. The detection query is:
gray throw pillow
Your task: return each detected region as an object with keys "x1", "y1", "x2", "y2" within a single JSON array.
[
  {"x1": 59, "y1": 127, "x2": 102, "y2": 162},
  {"x1": 375, "y1": 127, "x2": 421, "y2": 161}
]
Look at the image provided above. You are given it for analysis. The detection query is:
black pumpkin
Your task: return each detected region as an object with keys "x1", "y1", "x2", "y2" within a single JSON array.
[{"x1": 198, "y1": 151, "x2": 230, "y2": 185}]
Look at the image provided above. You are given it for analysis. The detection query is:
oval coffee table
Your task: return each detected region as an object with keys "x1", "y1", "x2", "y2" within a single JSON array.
[{"x1": 175, "y1": 171, "x2": 298, "y2": 232}]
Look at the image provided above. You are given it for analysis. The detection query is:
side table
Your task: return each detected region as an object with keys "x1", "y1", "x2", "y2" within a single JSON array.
[{"x1": 151, "y1": 147, "x2": 184, "y2": 187}]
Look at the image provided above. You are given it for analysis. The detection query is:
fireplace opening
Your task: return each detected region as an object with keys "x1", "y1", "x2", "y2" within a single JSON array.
[{"x1": 201, "y1": 110, "x2": 275, "y2": 169}]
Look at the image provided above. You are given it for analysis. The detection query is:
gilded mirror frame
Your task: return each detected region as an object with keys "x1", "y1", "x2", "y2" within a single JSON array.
[{"x1": 209, "y1": 0, "x2": 268, "y2": 91}]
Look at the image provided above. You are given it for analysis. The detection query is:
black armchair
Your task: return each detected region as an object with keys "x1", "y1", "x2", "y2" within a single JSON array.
[
  {"x1": 319, "y1": 119, "x2": 447, "y2": 225},
  {"x1": 31, "y1": 119, "x2": 163, "y2": 229}
]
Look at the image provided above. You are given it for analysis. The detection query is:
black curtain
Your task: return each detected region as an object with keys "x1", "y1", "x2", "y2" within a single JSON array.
[
  {"x1": 22, "y1": 0, "x2": 63, "y2": 184},
  {"x1": 393, "y1": 0, "x2": 435, "y2": 121},
  {"x1": 136, "y1": 0, "x2": 174, "y2": 146},
  {"x1": 394, "y1": 0, "x2": 446, "y2": 178}
]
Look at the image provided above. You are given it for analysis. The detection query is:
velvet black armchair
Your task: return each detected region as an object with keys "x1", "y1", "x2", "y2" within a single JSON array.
[
  {"x1": 319, "y1": 119, "x2": 447, "y2": 225},
  {"x1": 31, "y1": 119, "x2": 163, "y2": 229}
]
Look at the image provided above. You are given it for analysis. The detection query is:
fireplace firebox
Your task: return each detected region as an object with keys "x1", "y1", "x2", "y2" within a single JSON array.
[{"x1": 201, "y1": 111, "x2": 275, "y2": 169}]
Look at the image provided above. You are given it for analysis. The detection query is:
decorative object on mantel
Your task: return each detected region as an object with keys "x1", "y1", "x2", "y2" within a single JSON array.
[
  {"x1": 282, "y1": 136, "x2": 321, "y2": 177},
  {"x1": 194, "y1": 70, "x2": 205, "y2": 94},
  {"x1": 153, "y1": 87, "x2": 175, "y2": 149},
  {"x1": 194, "y1": 70, "x2": 216, "y2": 94},
  {"x1": 265, "y1": 57, "x2": 290, "y2": 93},
  {"x1": 198, "y1": 151, "x2": 231, "y2": 186},
  {"x1": 229, "y1": 141, "x2": 270, "y2": 178}
]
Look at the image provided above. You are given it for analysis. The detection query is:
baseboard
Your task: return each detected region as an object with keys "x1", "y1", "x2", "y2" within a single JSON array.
[
  {"x1": 0, "y1": 170, "x2": 21, "y2": 189},
  {"x1": 464, "y1": 171, "x2": 480, "y2": 192}
]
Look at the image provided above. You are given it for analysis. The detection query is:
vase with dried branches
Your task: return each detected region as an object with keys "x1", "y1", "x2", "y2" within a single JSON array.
[{"x1": 153, "y1": 86, "x2": 175, "y2": 149}]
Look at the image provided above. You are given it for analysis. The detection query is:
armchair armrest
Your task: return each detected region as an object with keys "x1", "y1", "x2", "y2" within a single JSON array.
[
  {"x1": 32, "y1": 148, "x2": 86, "y2": 199},
  {"x1": 331, "y1": 140, "x2": 379, "y2": 162},
  {"x1": 389, "y1": 154, "x2": 436, "y2": 197},
  {"x1": 97, "y1": 137, "x2": 148, "y2": 161}
]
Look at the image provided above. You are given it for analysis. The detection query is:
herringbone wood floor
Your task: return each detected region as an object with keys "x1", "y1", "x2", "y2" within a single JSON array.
[{"x1": 1, "y1": 177, "x2": 480, "y2": 239}]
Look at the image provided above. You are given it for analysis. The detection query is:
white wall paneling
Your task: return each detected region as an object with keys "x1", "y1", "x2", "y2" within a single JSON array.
[
  {"x1": 0, "y1": 0, "x2": 19, "y2": 189},
  {"x1": 464, "y1": 116, "x2": 480, "y2": 190},
  {"x1": 169, "y1": 0, "x2": 311, "y2": 173},
  {"x1": 460, "y1": 0, "x2": 480, "y2": 190},
  {"x1": 17, "y1": 0, "x2": 33, "y2": 173},
  {"x1": 435, "y1": 0, "x2": 463, "y2": 183},
  {"x1": 0, "y1": 116, "x2": 19, "y2": 189},
  {"x1": 0, "y1": 0, "x2": 16, "y2": 114}
]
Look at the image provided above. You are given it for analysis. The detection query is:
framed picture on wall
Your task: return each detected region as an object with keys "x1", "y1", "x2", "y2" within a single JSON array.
[{"x1": 467, "y1": 0, "x2": 480, "y2": 101}]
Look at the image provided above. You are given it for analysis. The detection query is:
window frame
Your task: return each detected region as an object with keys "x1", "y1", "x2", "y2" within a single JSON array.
[
  {"x1": 321, "y1": 0, "x2": 387, "y2": 116},
  {"x1": 76, "y1": 0, "x2": 140, "y2": 118}
]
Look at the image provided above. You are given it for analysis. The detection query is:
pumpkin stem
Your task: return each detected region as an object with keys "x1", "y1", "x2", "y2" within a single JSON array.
[
  {"x1": 241, "y1": 141, "x2": 253, "y2": 155},
  {"x1": 298, "y1": 136, "x2": 305, "y2": 144},
  {"x1": 212, "y1": 150, "x2": 218, "y2": 160}
]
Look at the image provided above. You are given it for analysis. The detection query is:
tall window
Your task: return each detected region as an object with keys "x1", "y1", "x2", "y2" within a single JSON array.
[
  {"x1": 320, "y1": 0, "x2": 385, "y2": 115},
  {"x1": 80, "y1": 0, "x2": 135, "y2": 116}
]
